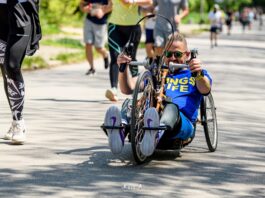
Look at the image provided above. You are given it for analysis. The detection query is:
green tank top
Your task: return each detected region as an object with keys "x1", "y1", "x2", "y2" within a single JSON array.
[{"x1": 108, "y1": 0, "x2": 142, "y2": 25}]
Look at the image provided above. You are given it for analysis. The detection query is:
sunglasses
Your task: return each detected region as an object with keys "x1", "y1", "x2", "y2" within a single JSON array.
[{"x1": 165, "y1": 50, "x2": 186, "y2": 58}]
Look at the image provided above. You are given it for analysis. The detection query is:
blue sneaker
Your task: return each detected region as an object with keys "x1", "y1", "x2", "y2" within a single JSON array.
[
  {"x1": 104, "y1": 106, "x2": 124, "y2": 154},
  {"x1": 140, "y1": 107, "x2": 160, "y2": 156}
]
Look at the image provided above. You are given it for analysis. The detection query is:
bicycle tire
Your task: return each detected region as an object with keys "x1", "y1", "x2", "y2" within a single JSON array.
[
  {"x1": 130, "y1": 70, "x2": 155, "y2": 164},
  {"x1": 200, "y1": 93, "x2": 218, "y2": 152}
]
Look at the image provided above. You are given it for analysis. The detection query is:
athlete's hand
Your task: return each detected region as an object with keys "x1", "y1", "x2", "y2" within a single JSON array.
[
  {"x1": 117, "y1": 53, "x2": 132, "y2": 67},
  {"x1": 189, "y1": 58, "x2": 202, "y2": 74},
  {"x1": 174, "y1": 15, "x2": 181, "y2": 24},
  {"x1": 121, "y1": 0, "x2": 135, "y2": 5},
  {"x1": 82, "y1": 2, "x2": 92, "y2": 13}
]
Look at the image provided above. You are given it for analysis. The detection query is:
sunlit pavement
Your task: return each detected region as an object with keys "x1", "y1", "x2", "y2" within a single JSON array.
[{"x1": 0, "y1": 20, "x2": 264, "y2": 197}]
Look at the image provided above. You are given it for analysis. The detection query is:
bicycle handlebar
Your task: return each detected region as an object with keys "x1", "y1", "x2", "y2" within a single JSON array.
[
  {"x1": 129, "y1": 60, "x2": 149, "y2": 67},
  {"x1": 128, "y1": 61, "x2": 190, "y2": 72},
  {"x1": 168, "y1": 62, "x2": 189, "y2": 70}
]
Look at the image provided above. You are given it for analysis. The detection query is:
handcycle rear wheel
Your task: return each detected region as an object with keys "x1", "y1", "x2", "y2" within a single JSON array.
[
  {"x1": 130, "y1": 70, "x2": 155, "y2": 164},
  {"x1": 200, "y1": 93, "x2": 218, "y2": 152}
]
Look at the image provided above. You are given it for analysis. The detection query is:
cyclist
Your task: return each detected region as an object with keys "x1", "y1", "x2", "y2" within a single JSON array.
[
  {"x1": 104, "y1": 32, "x2": 212, "y2": 156},
  {"x1": 0, "y1": 0, "x2": 41, "y2": 144}
]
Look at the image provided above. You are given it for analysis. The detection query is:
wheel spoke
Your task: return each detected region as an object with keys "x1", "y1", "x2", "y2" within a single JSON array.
[
  {"x1": 202, "y1": 93, "x2": 218, "y2": 152},
  {"x1": 131, "y1": 71, "x2": 154, "y2": 163}
]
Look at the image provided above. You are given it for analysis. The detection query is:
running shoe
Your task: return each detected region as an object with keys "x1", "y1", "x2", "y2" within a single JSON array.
[
  {"x1": 3, "y1": 121, "x2": 15, "y2": 140},
  {"x1": 104, "y1": 106, "x2": 124, "y2": 154},
  {"x1": 105, "y1": 88, "x2": 118, "y2": 102},
  {"x1": 11, "y1": 120, "x2": 26, "y2": 144},
  {"x1": 85, "y1": 68, "x2": 96, "y2": 75},
  {"x1": 140, "y1": 107, "x2": 160, "y2": 156}
]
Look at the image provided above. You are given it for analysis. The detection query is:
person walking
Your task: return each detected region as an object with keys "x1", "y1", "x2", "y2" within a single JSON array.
[
  {"x1": 257, "y1": 7, "x2": 263, "y2": 30},
  {"x1": 208, "y1": 4, "x2": 223, "y2": 48},
  {"x1": 153, "y1": 0, "x2": 189, "y2": 57},
  {"x1": 225, "y1": 9, "x2": 233, "y2": 35},
  {"x1": 239, "y1": 7, "x2": 250, "y2": 33},
  {"x1": 141, "y1": 5, "x2": 156, "y2": 62},
  {"x1": 0, "y1": 0, "x2": 41, "y2": 144},
  {"x1": 105, "y1": 0, "x2": 153, "y2": 102},
  {"x1": 80, "y1": 0, "x2": 112, "y2": 75}
]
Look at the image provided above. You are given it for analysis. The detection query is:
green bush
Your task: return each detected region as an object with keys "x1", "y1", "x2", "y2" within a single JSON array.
[
  {"x1": 40, "y1": 0, "x2": 81, "y2": 25},
  {"x1": 41, "y1": 38, "x2": 84, "y2": 49},
  {"x1": 54, "y1": 51, "x2": 86, "y2": 64},
  {"x1": 189, "y1": 0, "x2": 209, "y2": 12},
  {"x1": 182, "y1": 12, "x2": 209, "y2": 24},
  {"x1": 41, "y1": 23, "x2": 61, "y2": 35},
  {"x1": 22, "y1": 56, "x2": 48, "y2": 70}
]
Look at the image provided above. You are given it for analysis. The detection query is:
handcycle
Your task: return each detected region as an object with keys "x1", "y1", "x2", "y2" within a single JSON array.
[
  {"x1": 128, "y1": 57, "x2": 218, "y2": 164},
  {"x1": 101, "y1": 14, "x2": 218, "y2": 164}
]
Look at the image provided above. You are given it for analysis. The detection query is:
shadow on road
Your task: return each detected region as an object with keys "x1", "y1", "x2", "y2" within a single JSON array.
[
  {"x1": 32, "y1": 98, "x2": 112, "y2": 104},
  {"x1": 1, "y1": 141, "x2": 264, "y2": 197}
]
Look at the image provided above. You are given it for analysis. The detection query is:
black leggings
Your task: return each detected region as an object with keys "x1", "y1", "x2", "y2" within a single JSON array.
[
  {"x1": 108, "y1": 23, "x2": 141, "y2": 88},
  {"x1": 0, "y1": 2, "x2": 31, "y2": 120}
]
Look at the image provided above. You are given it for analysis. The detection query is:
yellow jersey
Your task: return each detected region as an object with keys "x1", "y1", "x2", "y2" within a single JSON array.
[{"x1": 108, "y1": 0, "x2": 143, "y2": 25}]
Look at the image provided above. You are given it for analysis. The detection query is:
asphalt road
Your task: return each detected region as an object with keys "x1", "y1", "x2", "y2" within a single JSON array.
[{"x1": 0, "y1": 21, "x2": 264, "y2": 197}]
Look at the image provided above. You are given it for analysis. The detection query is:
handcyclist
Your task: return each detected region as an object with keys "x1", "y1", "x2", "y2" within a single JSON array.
[
  {"x1": 104, "y1": 32, "x2": 212, "y2": 156},
  {"x1": 0, "y1": 0, "x2": 41, "y2": 144},
  {"x1": 105, "y1": 0, "x2": 153, "y2": 102}
]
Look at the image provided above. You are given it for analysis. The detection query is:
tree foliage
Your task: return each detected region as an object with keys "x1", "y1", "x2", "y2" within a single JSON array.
[
  {"x1": 40, "y1": 0, "x2": 81, "y2": 25},
  {"x1": 202, "y1": 0, "x2": 254, "y2": 11},
  {"x1": 38, "y1": 0, "x2": 258, "y2": 27},
  {"x1": 189, "y1": 0, "x2": 209, "y2": 12},
  {"x1": 184, "y1": 0, "x2": 254, "y2": 13},
  {"x1": 253, "y1": 0, "x2": 265, "y2": 9},
  {"x1": 220, "y1": 0, "x2": 253, "y2": 11}
]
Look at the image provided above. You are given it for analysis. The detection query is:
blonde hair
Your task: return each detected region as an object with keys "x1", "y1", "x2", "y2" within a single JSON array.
[{"x1": 166, "y1": 32, "x2": 188, "y2": 49}]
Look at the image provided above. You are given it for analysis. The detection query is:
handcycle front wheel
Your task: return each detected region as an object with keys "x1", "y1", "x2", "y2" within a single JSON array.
[
  {"x1": 200, "y1": 93, "x2": 218, "y2": 152},
  {"x1": 130, "y1": 70, "x2": 155, "y2": 164}
]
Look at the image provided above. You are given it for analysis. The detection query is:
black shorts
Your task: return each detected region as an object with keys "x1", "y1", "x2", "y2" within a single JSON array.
[
  {"x1": 210, "y1": 26, "x2": 220, "y2": 33},
  {"x1": 145, "y1": 28, "x2": 154, "y2": 44},
  {"x1": 225, "y1": 19, "x2": 232, "y2": 26}
]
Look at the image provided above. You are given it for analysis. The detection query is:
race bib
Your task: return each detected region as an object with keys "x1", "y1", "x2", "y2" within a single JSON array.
[{"x1": 0, "y1": 39, "x2": 6, "y2": 64}]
